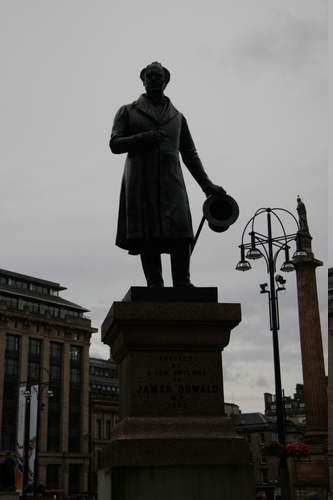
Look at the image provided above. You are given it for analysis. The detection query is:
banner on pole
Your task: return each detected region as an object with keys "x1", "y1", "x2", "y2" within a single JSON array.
[
  {"x1": 15, "y1": 386, "x2": 26, "y2": 492},
  {"x1": 28, "y1": 386, "x2": 39, "y2": 485}
]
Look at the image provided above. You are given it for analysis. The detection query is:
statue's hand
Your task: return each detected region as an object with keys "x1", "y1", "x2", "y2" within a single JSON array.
[
  {"x1": 204, "y1": 184, "x2": 226, "y2": 197},
  {"x1": 141, "y1": 130, "x2": 166, "y2": 146},
  {"x1": 149, "y1": 129, "x2": 166, "y2": 144}
]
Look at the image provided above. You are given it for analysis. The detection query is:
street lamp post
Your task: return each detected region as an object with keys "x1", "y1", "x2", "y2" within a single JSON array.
[
  {"x1": 22, "y1": 367, "x2": 53, "y2": 498},
  {"x1": 22, "y1": 385, "x2": 32, "y2": 500},
  {"x1": 236, "y1": 207, "x2": 307, "y2": 499}
]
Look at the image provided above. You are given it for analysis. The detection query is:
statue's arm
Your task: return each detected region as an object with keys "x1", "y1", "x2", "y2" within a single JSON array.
[
  {"x1": 180, "y1": 117, "x2": 225, "y2": 196},
  {"x1": 110, "y1": 106, "x2": 163, "y2": 154}
]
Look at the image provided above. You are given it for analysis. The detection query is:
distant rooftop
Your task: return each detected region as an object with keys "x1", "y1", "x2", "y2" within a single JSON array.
[
  {"x1": 0, "y1": 268, "x2": 89, "y2": 314},
  {"x1": 0, "y1": 268, "x2": 67, "y2": 291},
  {"x1": 230, "y1": 412, "x2": 275, "y2": 426}
]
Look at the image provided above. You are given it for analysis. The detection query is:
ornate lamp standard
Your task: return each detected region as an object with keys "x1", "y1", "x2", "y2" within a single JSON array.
[
  {"x1": 236, "y1": 207, "x2": 307, "y2": 498},
  {"x1": 22, "y1": 367, "x2": 53, "y2": 499}
]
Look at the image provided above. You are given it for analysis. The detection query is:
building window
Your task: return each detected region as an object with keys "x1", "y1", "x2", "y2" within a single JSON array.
[
  {"x1": 96, "y1": 419, "x2": 101, "y2": 439},
  {"x1": 49, "y1": 365, "x2": 61, "y2": 380},
  {"x1": 46, "y1": 307, "x2": 60, "y2": 318},
  {"x1": 68, "y1": 464, "x2": 81, "y2": 496},
  {"x1": 259, "y1": 433, "x2": 265, "y2": 445},
  {"x1": 74, "y1": 333, "x2": 79, "y2": 340},
  {"x1": 70, "y1": 368, "x2": 81, "y2": 384},
  {"x1": 5, "y1": 358, "x2": 18, "y2": 376},
  {"x1": 29, "y1": 338, "x2": 41, "y2": 355},
  {"x1": 106, "y1": 420, "x2": 111, "y2": 440},
  {"x1": 11, "y1": 279, "x2": 28, "y2": 289},
  {"x1": 28, "y1": 338, "x2": 41, "y2": 381},
  {"x1": 46, "y1": 464, "x2": 59, "y2": 490},
  {"x1": 6, "y1": 335, "x2": 19, "y2": 352},
  {"x1": 1, "y1": 296, "x2": 18, "y2": 309},
  {"x1": 23, "y1": 301, "x2": 40, "y2": 314},
  {"x1": 260, "y1": 453, "x2": 267, "y2": 465},
  {"x1": 1, "y1": 335, "x2": 20, "y2": 451},
  {"x1": 70, "y1": 346, "x2": 81, "y2": 362},
  {"x1": 11, "y1": 321, "x2": 17, "y2": 329},
  {"x1": 54, "y1": 329, "x2": 60, "y2": 337},
  {"x1": 68, "y1": 346, "x2": 81, "y2": 452},
  {"x1": 50, "y1": 342, "x2": 61, "y2": 360},
  {"x1": 31, "y1": 284, "x2": 49, "y2": 294},
  {"x1": 34, "y1": 325, "x2": 39, "y2": 333},
  {"x1": 261, "y1": 470, "x2": 268, "y2": 484}
]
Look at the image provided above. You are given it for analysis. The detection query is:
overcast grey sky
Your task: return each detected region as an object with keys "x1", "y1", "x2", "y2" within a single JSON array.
[{"x1": 0, "y1": 0, "x2": 328, "y2": 413}]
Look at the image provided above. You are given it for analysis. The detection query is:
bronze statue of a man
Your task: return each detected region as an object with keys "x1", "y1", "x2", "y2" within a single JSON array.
[{"x1": 110, "y1": 62, "x2": 224, "y2": 287}]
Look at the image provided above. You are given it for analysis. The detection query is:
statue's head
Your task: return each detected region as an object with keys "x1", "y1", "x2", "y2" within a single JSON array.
[{"x1": 140, "y1": 62, "x2": 170, "y2": 97}]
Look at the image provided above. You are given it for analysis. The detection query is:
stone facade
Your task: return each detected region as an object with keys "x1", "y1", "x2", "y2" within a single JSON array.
[
  {"x1": 264, "y1": 385, "x2": 306, "y2": 425},
  {"x1": 88, "y1": 358, "x2": 119, "y2": 491},
  {"x1": 0, "y1": 269, "x2": 97, "y2": 496},
  {"x1": 231, "y1": 412, "x2": 305, "y2": 500}
]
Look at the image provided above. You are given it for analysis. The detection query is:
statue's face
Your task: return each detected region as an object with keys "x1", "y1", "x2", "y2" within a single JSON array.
[{"x1": 143, "y1": 65, "x2": 167, "y2": 96}]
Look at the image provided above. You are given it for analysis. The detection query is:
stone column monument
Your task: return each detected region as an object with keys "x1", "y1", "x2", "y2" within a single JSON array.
[
  {"x1": 99, "y1": 288, "x2": 255, "y2": 500},
  {"x1": 289, "y1": 197, "x2": 328, "y2": 499}
]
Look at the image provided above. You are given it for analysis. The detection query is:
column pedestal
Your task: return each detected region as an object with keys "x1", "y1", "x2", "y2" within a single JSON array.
[{"x1": 99, "y1": 288, "x2": 255, "y2": 500}]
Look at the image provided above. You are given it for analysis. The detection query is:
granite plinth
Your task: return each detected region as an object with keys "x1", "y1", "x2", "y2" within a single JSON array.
[
  {"x1": 101, "y1": 289, "x2": 246, "y2": 468},
  {"x1": 122, "y1": 286, "x2": 218, "y2": 303},
  {"x1": 99, "y1": 464, "x2": 255, "y2": 500},
  {"x1": 102, "y1": 299, "x2": 241, "y2": 364},
  {"x1": 101, "y1": 415, "x2": 250, "y2": 468},
  {"x1": 99, "y1": 289, "x2": 255, "y2": 499}
]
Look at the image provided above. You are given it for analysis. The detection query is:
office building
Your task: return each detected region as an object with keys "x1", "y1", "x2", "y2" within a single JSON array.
[{"x1": 0, "y1": 268, "x2": 97, "y2": 495}]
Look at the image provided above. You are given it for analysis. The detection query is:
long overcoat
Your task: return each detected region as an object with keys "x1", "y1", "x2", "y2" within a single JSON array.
[{"x1": 110, "y1": 94, "x2": 213, "y2": 254}]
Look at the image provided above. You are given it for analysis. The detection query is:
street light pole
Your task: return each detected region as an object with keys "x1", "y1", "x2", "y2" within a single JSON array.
[
  {"x1": 266, "y1": 210, "x2": 287, "y2": 466},
  {"x1": 33, "y1": 393, "x2": 41, "y2": 499},
  {"x1": 22, "y1": 383, "x2": 31, "y2": 500},
  {"x1": 236, "y1": 206, "x2": 307, "y2": 498}
]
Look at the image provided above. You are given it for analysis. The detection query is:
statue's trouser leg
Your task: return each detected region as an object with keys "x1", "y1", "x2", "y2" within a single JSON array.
[
  {"x1": 139, "y1": 241, "x2": 164, "y2": 287},
  {"x1": 170, "y1": 240, "x2": 194, "y2": 287}
]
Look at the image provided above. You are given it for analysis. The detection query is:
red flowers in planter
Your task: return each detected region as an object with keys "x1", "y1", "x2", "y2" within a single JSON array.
[{"x1": 286, "y1": 442, "x2": 310, "y2": 459}]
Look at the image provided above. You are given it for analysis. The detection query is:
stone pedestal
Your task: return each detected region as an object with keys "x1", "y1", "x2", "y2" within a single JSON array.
[{"x1": 100, "y1": 288, "x2": 255, "y2": 500}]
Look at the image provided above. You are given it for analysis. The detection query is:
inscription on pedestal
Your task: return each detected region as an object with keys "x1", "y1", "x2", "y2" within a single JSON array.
[{"x1": 129, "y1": 351, "x2": 224, "y2": 415}]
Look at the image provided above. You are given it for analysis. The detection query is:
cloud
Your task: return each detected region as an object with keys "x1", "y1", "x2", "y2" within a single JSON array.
[
  {"x1": 220, "y1": 9, "x2": 327, "y2": 82},
  {"x1": 254, "y1": 375, "x2": 270, "y2": 389}
]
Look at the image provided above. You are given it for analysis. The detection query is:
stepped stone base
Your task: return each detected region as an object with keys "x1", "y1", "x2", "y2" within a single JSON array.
[
  {"x1": 99, "y1": 288, "x2": 255, "y2": 500},
  {"x1": 99, "y1": 464, "x2": 255, "y2": 500}
]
